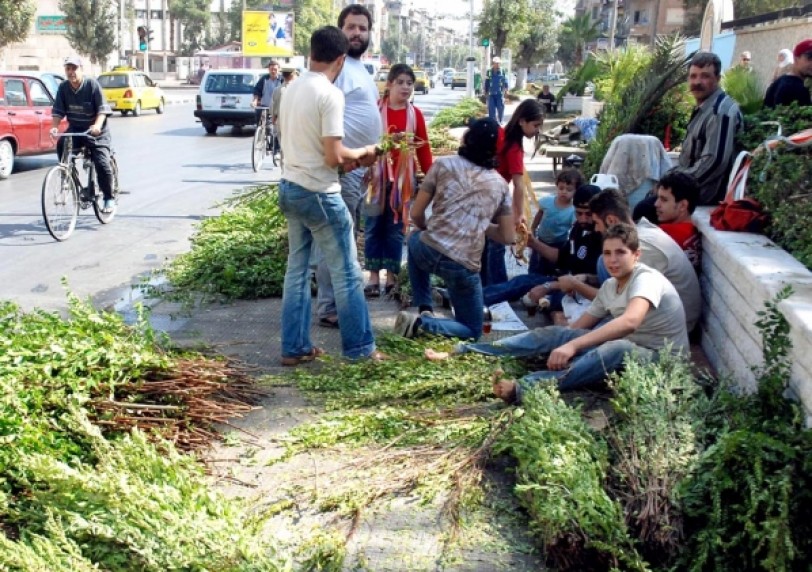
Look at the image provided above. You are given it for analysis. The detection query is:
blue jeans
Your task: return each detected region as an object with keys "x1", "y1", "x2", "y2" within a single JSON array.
[
  {"x1": 316, "y1": 168, "x2": 366, "y2": 319},
  {"x1": 278, "y1": 179, "x2": 375, "y2": 359},
  {"x1": 488, "y1": 95, "x2": 505, "y2": 123},
  {"x1": 480, "y1": 238, "x2": 508, "y2": 287},
  {"x1": 482, "y1": 274, "x2": 565, "y2": 311},
  {"x1": 408, "y1": 232, "x2": 483, "y2": 340},
  {"x1": 364, "y1": 185, "x2": 404, "y2": 274},
  {"x1": 458, "y1": 326, "x2": 655, "y2": 400}
]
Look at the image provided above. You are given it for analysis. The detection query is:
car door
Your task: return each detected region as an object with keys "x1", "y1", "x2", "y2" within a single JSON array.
[
  {"x1": 137, "y1": 74, "x2": 154, "y2": 108},
  {"x1": 1, "y1": 78, "x2": 39, "y2": 156},
  {"x1": 25, "y1": 78, "x2": 56, "y2": 152},
  {"x1": 142, "y1": 74, "x2": 159, "y2": 108}
]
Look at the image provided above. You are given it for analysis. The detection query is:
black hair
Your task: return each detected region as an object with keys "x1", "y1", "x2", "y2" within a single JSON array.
[
  {"x1": 657, "y1": 170, "x2": 700, "y2": 213},
  {"x1": 573, "y1": 184, "x2": 601, "y2": 207},
  {"x1": 689, "y1": 51, "x2": 722, "y2": 76},
  {"x1": 503, "y1": 99, "x2": 544, "y2": 147},
  {"x1": 387, "y1": 63, "x2": 415, "y2": 83},
  {"x1": 603, "y1": 223, "x2": 640, "y2": 252},
  {"x1": 338, "y1": 4, "x2": 373, "y2": 30},
  {"x1": 458, "y1": 118, "x2": 500, "y2": 169},
  {"x1": 588, "y1": 189, "x2": 633, "y2": 224},
  {"x1": 310, "y1": 26, "x2": 349, "y2": 64}
]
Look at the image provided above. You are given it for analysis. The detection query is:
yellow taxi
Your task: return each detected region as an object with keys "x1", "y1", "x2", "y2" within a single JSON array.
[
  {"x1": 375, "y1": 67, "x2": 390, "y2": 97},
  {"x1": 97, "y1": 66, "x2": 165, "y2": 117},
  {"x1": 413, "y1": 70, "x2": 430, "y2": 95}
]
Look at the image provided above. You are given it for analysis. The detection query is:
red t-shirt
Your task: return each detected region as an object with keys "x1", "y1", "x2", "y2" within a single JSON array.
[
  {"x1": 660, "y1": 221, "x2": 701, "y2": 270},
  {"x1": 383, "y1": 105, "x2": 433, "y2": 175},
  {"x1": 495, "y1": 128, "x2": 524, "y2": 183}
]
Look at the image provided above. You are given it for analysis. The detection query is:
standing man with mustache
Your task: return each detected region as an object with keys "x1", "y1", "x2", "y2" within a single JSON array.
[{"x1": 315, "y1": 4, "x2": 382, "y2": 329}]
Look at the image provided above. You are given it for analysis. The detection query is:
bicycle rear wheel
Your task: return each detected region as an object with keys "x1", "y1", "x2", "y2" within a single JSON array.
[
  {"x1": 269, "y1": 125, "x2": 279, "y2": 167},
  {"x1": 93, "y1": 155, "x2": 119, "y2": 224},
  {"x1": 252, "y1": 122, "x2": 266, "y2": 172},
  {"x1": 42, "y1": 165, "x2": 79, "y2": 241}
]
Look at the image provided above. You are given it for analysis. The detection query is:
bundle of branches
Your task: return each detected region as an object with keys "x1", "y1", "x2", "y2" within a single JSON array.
[
  {"x1": 583, "y1": 35, "x2": 691, "y2": 177},
  {"x1": 91, "y1": 357, "x2": 267, "y2": 451},
  {"x1": 428, "y1": 125, "x2": 461, "y2": 156}
]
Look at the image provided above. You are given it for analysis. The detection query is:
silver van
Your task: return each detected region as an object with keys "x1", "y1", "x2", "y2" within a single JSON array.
[{"x1": 193, "y1": 68, "x2": 264, "y2": 134}]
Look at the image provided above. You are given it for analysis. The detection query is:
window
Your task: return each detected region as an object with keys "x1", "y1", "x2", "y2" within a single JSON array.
[
  {"x1": 204, "y1": 73, "x2": 255, "y2": 94},
  {"x1": 633, "y1": 10, "x2": 649, "y2": 24},
  {"x1": 150, "y1": 10, "x2": 163, "y2": 19},
  {"x1": 28, "y1": 80, "x2": 52, "y2": 107},
  {"x1": 98, "y1": 74, "x2": 129, "y2": 88},
  {"x1": 592, "y1": 6, "x2": 599, "y2": 19},
  {"x1": 134, "y1": 74, "x2": 146, "y2": 88},
  {"x1": 3, "y1": 79, "x2": 27, "y2": 106}
]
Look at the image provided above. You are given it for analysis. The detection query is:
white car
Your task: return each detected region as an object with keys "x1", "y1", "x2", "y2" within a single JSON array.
[{"x1": 193, "y1": 68, "x2": 264, "y2": 134}]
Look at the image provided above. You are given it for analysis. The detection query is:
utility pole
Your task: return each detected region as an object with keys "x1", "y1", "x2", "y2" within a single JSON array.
[
  {"x1": 145, "y1": 0, "x2": 150, "y2": 73},
  {"x1": 119, "y1": 0, "x2": 125, "y2": 65},
  {"x1": 607, "y1": 0, "x2": 618, "y2": 52},
  {"x1": 468, "y1": 0, "x2": 474, "y2": 57}
]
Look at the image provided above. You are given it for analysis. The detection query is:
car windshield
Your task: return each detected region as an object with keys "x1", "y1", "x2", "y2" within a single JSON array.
[
  {"x1": 376, "y1": 72, "x2": 388, "y2": 81},
  {"x1": 204, "y1": 73, "x2": 255, "y2": 94},
  {"x1": 98, "y1": 74, "x2": 129, "y2": 88}
]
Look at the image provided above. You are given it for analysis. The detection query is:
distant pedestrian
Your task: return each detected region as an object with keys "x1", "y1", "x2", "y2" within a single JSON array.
[
  {"x1": 764, "y1": 39, "x2": 812, "y2": 109},
  {"x1": 537, "y1": 84, "x2": 556, "y2": 113},
  {"x1": 484, "y1": 57, "x2": 508, "y2": 123},
  {"x1": 772, "y1": 48, "x2": 794, "y2": 81}
]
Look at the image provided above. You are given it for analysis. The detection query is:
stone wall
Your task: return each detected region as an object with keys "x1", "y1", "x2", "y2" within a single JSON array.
[
  {"x1": 693, "y1": 207, "x2": 812, "y2": 427},
  {"x1": 732, "y1": 17, "x2": 812, "y2": 91}
]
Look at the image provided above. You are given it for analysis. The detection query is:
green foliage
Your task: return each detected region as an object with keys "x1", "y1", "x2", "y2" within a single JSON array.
[
  {"x1": 429, "y1": 98, "x2": 486, "y2": 129},
  {"x1": 557, "y1": 14, "x2": 601, "y2": 67},
  {"x1": 677, "y1": 286, "x2": 812, "y2": 571},
  {"x1": 149, "y1": 186, "x2": 289, "y2": 303},
  {"x1": 722, "y1": 67, "x2": 764, "y2": 115},
  {"x1": 0, "y1": 0, "x2": 35, "y2": 50},
  {"x1": 558, "y1": 57, "x2": 599, "y2": 97},
  {"x1": 290, "y1": 0, "x2": 335, "y2": 57},
  {"x1": 477, "y1": 0, "x2": 531, "y2": 62},
  {"x1": 513, "y1": 0, "x2": 559, "y2": 79},
  {"x1": 59, "y1": 0, "x2": 118, "y2": 66},
  {"x1": 168, "y1": 0, "x2": 211, "y2": 55},
  {"x1": 738, "y1": 105, "x2": 812, "y2": 269}
]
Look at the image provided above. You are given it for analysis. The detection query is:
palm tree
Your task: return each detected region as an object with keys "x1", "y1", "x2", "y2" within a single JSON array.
[{"x1": 560, "y1": 14, "x2": 601, "y2": 66}]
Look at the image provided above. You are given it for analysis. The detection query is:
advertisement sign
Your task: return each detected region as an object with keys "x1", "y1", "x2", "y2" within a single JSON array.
[
  {"x1": 243, "y1": 11, "x2": 294, "y2": 56},
  {"x1": 37, "y1": 15, "x2": 67, "y2": 33}
]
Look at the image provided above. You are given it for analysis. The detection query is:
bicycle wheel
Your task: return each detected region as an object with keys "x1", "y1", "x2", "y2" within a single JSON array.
[
  {"x1": 252, "y1": 121, "x2": 266, "y2": 172},
  {"x1": 93, "y1": 155, "x2": 119, "y2": 224},
  {"x1": 42, "y1": 165, "x2": 79, "y2": 241},
  {"x1": 269, "y1": 126, "x2": 279, "y2": 167}
]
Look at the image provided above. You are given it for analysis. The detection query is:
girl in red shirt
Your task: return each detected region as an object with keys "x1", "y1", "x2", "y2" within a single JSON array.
[
  {"x1": 481, "y1": 99, "x2": 544, "y2": 286},
  {"x1": 364, "y1": 64, "x2": 433, "y2": 296}
]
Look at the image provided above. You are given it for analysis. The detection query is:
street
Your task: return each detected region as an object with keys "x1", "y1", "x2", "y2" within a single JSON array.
[{"x1": 0, "y1": 85, "x2": 464, "y2": 312}]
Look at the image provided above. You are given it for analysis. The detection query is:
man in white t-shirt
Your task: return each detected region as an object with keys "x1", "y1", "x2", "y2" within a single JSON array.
[
  {"x1": 427, "y1": 223, "x2": 688, "y2": 403},
  {"x1": 277, "y1": 26, "x2": 385, "y2": 365},
  {"x1": 315, "y1": 4, "x2": 383, "y2": 328}
]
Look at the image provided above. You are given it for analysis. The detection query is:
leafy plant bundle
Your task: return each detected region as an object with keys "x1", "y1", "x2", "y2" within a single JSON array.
[
  {"x1": 146, "y1": 185, "x2": 289, "y2": 304},
  {"x1": 721, "y1": 66, "x2": 764, "y2": 115},
  {"x1": 429, "y1": 97, "x2": 486, "y2": 130},
  {"x1": 427, "y1": 125, "x2": 461, "y2": 156}
]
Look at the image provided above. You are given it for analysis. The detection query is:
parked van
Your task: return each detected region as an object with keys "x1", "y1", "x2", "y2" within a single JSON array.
[{"x1": 194, "y1": 68, "x2": 264, "y2": 134}]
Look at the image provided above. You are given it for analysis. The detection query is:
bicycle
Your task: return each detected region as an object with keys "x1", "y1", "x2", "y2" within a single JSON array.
[
  {"x1": 251, "y1": 107, "x2": 280, "y2": 172},
  {"x1": 41, "y1": 132, "x2": 120, "y2": 241}
]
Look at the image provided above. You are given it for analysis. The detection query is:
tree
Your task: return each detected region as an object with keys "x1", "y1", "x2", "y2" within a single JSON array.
[
  {"x1": 513, "y1": 0, "x2": 559, "y2": 89},
  {"x1": 477, "y1": 0, "x2": 531, "y2": 61},
  {"x1": 0, "y1": 0, "x2": 35, "y2": 51},
  {"x1": 59, "y1": 0, "x2": 118, "y2": 67},
  {"x1": 168, "y1": 0, "x2": 210, "y2": 55},
  {"x1": 682, "y1": 0, "x2": 799, "y2": 36},
  {"x1": 291, "y1": 0, "x2": 335, "y2": 57},
  {"x1": 557, "y1": 14, "x2": 601, "y2": 67}
]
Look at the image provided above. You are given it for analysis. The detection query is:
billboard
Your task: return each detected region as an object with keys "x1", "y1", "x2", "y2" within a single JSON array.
[{"x1": 243, "y1": 11, "x2": 294, "y2": 56}]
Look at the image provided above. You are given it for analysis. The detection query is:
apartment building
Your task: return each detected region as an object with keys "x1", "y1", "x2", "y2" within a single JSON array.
[{"x1": 575, "y1": 0, "x2": 690, "y2": 48}]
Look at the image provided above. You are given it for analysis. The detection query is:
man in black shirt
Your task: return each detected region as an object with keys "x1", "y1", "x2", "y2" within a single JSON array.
[
  {"x1": 536, "y1": 84, "x2": 556, "y2": 113},
  {"x1": 764, "y1": 39, "x2": 812, "y2": 109},
  {"x1": 50, "y1": 55, "x2": 115, "y2": 213}
]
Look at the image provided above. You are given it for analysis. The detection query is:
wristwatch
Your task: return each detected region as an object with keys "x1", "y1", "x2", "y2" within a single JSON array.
[{"x1": 543, "y1": 282, "x2": 553, "y2": 291}]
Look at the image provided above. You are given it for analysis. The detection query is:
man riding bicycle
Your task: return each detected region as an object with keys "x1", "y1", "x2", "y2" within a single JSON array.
[{"x1": 49, "y1": 55, "x2": 116, "y2": 213}]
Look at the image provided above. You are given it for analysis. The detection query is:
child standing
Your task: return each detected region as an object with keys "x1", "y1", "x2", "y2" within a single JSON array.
[
  {"x1": 364, "y1": 64, "x2": 433, "y2": 296},
  {"x1": 528, "y1": 169, "x2": 582, "y2": 275}
]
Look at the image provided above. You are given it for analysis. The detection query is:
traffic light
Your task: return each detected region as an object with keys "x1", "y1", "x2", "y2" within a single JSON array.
[
  {"x1": 137, "y1": 25, "x2": 147, "y2": 51},
  {"x1": 481, "y1": 38, "x2": 490, "y2": 47},
  {"x1": 147, "y1": 28, "x2": 154, "y2": 45}
]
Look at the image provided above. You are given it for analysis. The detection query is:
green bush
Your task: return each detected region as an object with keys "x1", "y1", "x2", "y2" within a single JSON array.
[{"x1": 429, "y1": 97, "x2": 486, "y2": 129}]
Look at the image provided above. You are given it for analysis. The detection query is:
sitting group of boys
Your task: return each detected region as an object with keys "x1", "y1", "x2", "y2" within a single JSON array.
[{"x1": 401, "y1": 167, "x2": 703, "y2": 404}]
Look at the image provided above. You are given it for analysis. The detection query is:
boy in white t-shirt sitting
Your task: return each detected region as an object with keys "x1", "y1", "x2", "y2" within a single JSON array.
[{"x1": 425, "y1": 223, "x2": 689, "y2": 404}]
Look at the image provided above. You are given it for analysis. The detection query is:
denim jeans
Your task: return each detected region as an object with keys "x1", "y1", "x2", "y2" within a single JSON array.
[
  {"x1": 480, "y1": 238, "x2": 508, "y2": 287},
  {"x1": 57, "y1": 128, "x2": 114, "y2": 200},
  {"x1": 458, "y1": 325, "x2": 655, "y2": 400},
  {"x1": 488, "y1": 95, "x2": 505, "y2": 123},
  {"x1": 408, "y1": 232, "x2": 483, "y2": 340},
  {"x1": 316, "y1": 168, "x2": 366, "y2": 319},
  {"x1": 364, "y1": 184, "x2": 404, "y2": 274},
  {"x1": 528, "y1": 239, "x2": 566, "y2": 276},
  {"x1": 482, "y1": 273, "x2": 552, "y2": 306},
  {"x1": 278, "y1": 179, "x2": 376, "y2": 359}
]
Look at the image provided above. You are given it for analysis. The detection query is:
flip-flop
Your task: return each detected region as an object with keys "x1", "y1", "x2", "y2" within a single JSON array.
[
  {"x1": 318, "y1": 317, "x2": 339, "y2": 329},
  {"x1": 280, "y1": 346, "x2": 326, "y2": 367}
]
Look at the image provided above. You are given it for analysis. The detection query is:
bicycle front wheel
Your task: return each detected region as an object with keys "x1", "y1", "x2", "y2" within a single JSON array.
[
  {"x1": 251, "y1": 123, "x2": 266, "y2": 172},
  {"x1": 42, "y1": 165, "x2": 79, "y2": 241},
  {"x1": 93, "y1": 155, "x2": 119, "y2": 224}
]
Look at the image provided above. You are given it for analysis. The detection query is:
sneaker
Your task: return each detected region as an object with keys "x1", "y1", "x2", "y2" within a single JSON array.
[
  {"x1": 102, "y1": 199, "x2": 116, "y2": 213},
  {"x1": 538, "y1": 297, "x2": 551, "y2": 311},
  {"x1": 394, "y1": 311, "x2": 421, "y2": 338}
]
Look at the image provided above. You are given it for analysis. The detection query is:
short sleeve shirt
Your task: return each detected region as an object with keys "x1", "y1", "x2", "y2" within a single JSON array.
[
  {"x1": 496, "y1": 138, "x2": 524, "y2": 182},
  {"x1": 536, "y1": 195, "x2": 575, "y2": 244},
  {"x1": 420, "y1": 155, "x2": 511, "y2": 271},
  {"x1": 334, "y1": 57, "x2": 381, "y2": 148},
  {"x1": 588, "y1": 263, "x2": 689, "y2": 354}
]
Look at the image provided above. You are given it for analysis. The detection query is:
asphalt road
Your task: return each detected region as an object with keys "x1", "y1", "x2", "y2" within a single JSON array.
[{"x1": 0, "y1": 85, "x2": 464, "y2": 313}]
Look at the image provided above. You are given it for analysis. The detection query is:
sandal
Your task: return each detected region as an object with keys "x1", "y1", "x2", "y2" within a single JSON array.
[
  {"x1": 318, "y1": 317, "x2": 340, "y2": 329},
  {"x1": 281, "y1": 347, "x2": 326, "y2": 367},
  {"x1": 364, "y1": 284, "x2": 381, "y2": 297}
]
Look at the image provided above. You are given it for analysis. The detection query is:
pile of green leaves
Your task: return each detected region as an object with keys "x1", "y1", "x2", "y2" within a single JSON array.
[
  {"x1": 429, "y1": 97, "x2": 486, "y2": 129},
  {"x1": 0, "y1": 296, "x2": 289, "y2": 570},
  {"x1": 677, "y1": 286, "x2": 812, "y2": 571},
  {"x1": 427, "y1": 125, "x2": 461, "y2": 156},
  {"x1": 722, "y1": 66, "x2": 764, "y2": 115},
  {"x1": 736, "y1": 105, "x2": 812, "y2": 269},
  {"x1": 147, "y1": 185, "x2": 289, "y2": 303}
]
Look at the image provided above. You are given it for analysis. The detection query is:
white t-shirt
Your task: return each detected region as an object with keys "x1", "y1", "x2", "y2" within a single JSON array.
[
  {"x1": 637, "y1": 218, "x2": 701, "y2": 332},
  {"x1": 588, "y1": 263, "x2": 689, "y2": 354},
  {"x1": 279, "y1": 71, "x2": 344, "y2": 193},
  {"x1": 334, "y1": 57, "x2": 381, "y2": 148}
]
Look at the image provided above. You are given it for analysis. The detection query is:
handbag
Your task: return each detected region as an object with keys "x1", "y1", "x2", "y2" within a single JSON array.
[{"x1": 709, "y1": 151, "x2": 769, "y2": 233}]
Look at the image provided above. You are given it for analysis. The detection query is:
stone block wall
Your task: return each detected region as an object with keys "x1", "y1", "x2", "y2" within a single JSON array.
[
  {"x1": 732, "y1": 17, "x2": 812, "y2": 92},
  {"x1": 693, "y1": 207, "x2": 812, "y2": 426}
]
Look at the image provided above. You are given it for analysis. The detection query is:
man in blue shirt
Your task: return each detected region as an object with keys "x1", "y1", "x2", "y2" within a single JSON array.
[{"x1": 484, "y1": 57, "x2": 508, "y2": 123}]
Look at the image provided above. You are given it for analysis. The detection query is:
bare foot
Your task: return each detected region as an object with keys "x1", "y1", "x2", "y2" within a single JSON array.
[
  {"x1": 492, "y1": 379, "x2": 518, "y2": 404},
  {"x1": 424, "y1": 348, "x2": 450, "y2": 361},
  {"x1": 551, "y1": 311, "x2": 569, "y2": 326}
]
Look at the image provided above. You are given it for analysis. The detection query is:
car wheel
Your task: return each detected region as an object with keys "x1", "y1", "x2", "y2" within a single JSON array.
[
  {"x1": 202, "y1": 120, "x2": 217, "y2": 134},
  {"x1": 121, "y1": 110, "x2": 129, "y2": 116},
  {"x1": 132, "y1": 101, "x2": 141, "y2": 117},
  {"x1": 0, "y1": 139, "x2": 14, "y2": 179},
  {"x1": 156, "y1": 98, "x2": 164, "y2": 114}
]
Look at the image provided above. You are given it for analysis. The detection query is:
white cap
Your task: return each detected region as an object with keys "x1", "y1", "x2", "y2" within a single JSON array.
[{"x1": 492, "y1": 56, "x2": 501, "y2": 64}]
